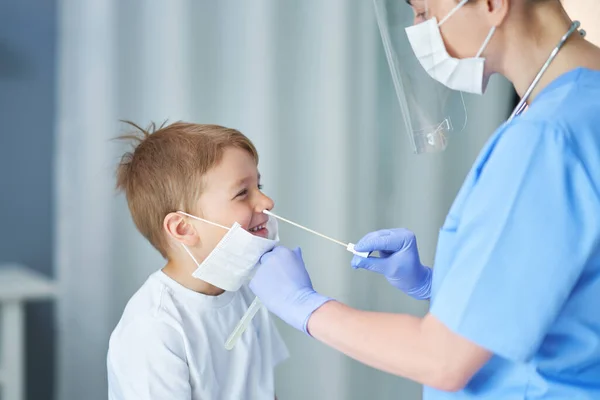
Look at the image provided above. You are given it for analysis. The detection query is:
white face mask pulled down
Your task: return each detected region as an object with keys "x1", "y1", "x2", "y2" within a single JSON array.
[
  {"x1": 405, "y1": 0, "x2": 496, "y2": 95},
  {"x1": 176, "y1": 211, "x2": 280, "y2": 292}
]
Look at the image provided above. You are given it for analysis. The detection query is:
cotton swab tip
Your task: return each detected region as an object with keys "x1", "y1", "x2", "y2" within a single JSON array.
[{"x1": 347, "y1": 243, "x2": 371, "y2": 258}]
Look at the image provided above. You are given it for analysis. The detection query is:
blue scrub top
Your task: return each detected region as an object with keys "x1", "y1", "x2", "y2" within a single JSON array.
[{"x1": 425, "y1": 68, "x2": 600, "y2": 399}]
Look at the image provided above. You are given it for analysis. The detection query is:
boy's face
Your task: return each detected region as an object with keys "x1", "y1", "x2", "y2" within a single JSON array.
[{"x1": 192, "y1": 146, "x2": 274, "y2": 251}]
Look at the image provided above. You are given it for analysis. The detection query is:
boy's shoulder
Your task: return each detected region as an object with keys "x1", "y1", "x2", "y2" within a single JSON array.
[
  {"x1": 110, "y1": 271, "x2": 187, "y2": 343},
  {"x1": 106, "y1": 275, "x2": 190, "y2": 396}
]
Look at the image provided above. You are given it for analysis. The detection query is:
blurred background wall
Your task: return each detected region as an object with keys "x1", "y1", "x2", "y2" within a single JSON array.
[
  {"x1": 0, "y1": 1, "x2": 596, "y2": 399},
  {"x1": 54, "y1": 1, "x2": 512, "y2": 399},
  {"x1": 0, "y1": 1, "x2": 57, "y2": 399}
]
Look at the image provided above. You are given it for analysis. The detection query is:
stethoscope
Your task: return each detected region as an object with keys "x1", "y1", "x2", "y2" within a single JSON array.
[{"x1": 508, "y1": 21, "x2": 586, "y2": 122}]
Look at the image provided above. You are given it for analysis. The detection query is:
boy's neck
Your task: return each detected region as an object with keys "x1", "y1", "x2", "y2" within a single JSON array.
[{"x1": 162, "y1": 260, "x2": 225, "y2": 296}]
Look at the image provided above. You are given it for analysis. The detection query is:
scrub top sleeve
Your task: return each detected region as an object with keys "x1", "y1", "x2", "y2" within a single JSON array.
[{"x1": 431, "y1": 121, "x2": 600, "y2": 362}]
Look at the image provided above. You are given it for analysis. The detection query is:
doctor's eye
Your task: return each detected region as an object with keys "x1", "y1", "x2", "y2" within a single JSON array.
[{"x1": 414, "y1": 11, "x2": 427, "y2": 23}]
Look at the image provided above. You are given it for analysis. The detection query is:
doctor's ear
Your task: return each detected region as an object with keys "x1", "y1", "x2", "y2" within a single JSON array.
[
  {"x1": 486, "y1": 0, "x2": 509, "y2": 25},
  {"x1": 164, "y1": 212, "x2": 200, "y2": 246}
]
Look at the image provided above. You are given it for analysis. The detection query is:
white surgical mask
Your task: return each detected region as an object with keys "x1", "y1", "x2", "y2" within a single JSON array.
[
  {"x1": 405, "y1": 0, "x2": 496, "y2": 95},
  {"x1": 176, "y1": 211, "x2": 279, "y2": 292}
]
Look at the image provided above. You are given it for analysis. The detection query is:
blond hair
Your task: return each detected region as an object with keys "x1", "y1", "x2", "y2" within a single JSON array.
[{"x1": 115, "y1": 121, "x2": 259, "y2": 258}]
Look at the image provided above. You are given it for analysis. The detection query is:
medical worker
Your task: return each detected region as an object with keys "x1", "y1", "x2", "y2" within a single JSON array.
[{"x1": 250, "y1": 0, "x2": 600, "y2": 398}]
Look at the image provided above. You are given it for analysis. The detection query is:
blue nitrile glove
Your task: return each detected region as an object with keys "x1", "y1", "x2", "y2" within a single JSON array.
[
  {"x1": 351, "y1": 229, "x2": 432, "y2": 300},
  {"x1": 249, "y1": 246, "x2": 332, "y2": 334}
]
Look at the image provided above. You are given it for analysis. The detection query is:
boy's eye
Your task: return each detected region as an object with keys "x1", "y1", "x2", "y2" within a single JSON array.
[
  {"x1": 234, "y1": 184, "x2": 263, "y2": 199},
  {"x1": 235, "y1": 189, "x2": 248, "y2": 199}
]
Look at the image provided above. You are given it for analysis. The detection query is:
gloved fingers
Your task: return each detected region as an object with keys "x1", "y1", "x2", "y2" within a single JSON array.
[
  {"x1": 259, "y1": 245, "x2": 288, "y2": 264},
  {"x1": 350, "y1": 250, "x2": 392, "y2": 269},
  {"x1": 353, "y1": 230, "x2": 392, "y2": 252},
  {"x1": 292, "y1": 246, "x2": 303, "y2": 260},
  {"x1": 350, "y1": 255, "x2": 390, "y2": 275},
  {"x1": 354, "y1": 229, "x2": 413, "y2": 253}
]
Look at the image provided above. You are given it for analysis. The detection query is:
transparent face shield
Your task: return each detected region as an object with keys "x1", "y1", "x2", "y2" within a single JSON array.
[{"x1": 373, "y1": 0, "x2": 467, "y2": 154}]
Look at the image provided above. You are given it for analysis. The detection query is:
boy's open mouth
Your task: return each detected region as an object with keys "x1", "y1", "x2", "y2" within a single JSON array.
[{"x1": 248, "y1": 222, "x2": 268, "y2": 238}]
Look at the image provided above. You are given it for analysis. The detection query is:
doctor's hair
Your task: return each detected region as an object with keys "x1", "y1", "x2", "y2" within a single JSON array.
[
  {"x1": 449, "y1": 0, "x2": 559, "y2": 3},
  {"x1": 114, "y1": 120, "x2": 259, "y2": 258}
]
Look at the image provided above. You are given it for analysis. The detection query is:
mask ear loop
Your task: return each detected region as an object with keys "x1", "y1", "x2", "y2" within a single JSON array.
[
  {"x1": 175, "y1": 211, "x2": 232, "y2": 266},
  {"x1": 176, "y1": 211, "x2": 230, "y2": 231},
  {"x1": 181, "y1": 241, "x2": 203, "y2": 266},
  {"x1": 476, "y1": 27, "x2": 496, "y2": 58},
  {"x1": 438, "y1": 0, "x2": 469, "y2": 26}
]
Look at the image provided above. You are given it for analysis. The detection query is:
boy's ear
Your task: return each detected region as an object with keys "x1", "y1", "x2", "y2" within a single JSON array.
[{"x1": 164, "y1": 212, "x2": 199, "y2": 246}]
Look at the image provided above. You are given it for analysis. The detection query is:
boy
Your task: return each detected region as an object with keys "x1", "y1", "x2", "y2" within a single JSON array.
[{"x1": 107, "y1": 122, "x2": 289, "y2": 399}]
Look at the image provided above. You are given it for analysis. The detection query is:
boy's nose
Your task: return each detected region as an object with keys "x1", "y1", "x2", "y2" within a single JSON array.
[{"x1": 257, "y1": 192, "x2": 274, "y2": 212}]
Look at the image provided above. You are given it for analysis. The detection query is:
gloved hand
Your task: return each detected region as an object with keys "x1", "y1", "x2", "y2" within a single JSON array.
[
  {"x1": 249, "y1": 246, "x2": 332, "y2": 334},
  {"x1": 351, "y1": 229, "x2": 432, "y2": 300}
]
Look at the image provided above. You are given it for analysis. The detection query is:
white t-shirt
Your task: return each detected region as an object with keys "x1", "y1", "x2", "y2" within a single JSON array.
[{"x1": 107, "y1": 270, "x2": 289, "y2": 400}]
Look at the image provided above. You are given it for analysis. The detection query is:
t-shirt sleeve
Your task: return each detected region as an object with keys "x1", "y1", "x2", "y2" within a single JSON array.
[
  {"x1": 431, "y1": 121, "x2": 600, "y2": 362},
  {"x1": 256, "y1": 305, "x2": 289, "y2": 368},
  {"x1": 107, "y1": 318, "x2": 192, "y2": 400},
  {"x1": 268, "y1": 317, "x2": 290, "y2": 368}
]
